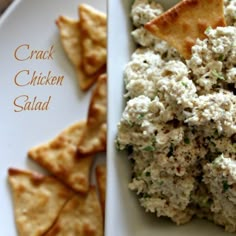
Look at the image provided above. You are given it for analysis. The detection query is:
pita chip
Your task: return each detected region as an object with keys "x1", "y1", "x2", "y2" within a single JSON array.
[
  {"x1": 8, "y1": 168, "x2": 73, "y2": 236},
  {"x1": 56, "y1": 15, "x2": 104, "y2": 91},
  {"x1": 145, "y1": 0, "x2": 226, "y2": 59},
  {"x1": 96, "y1": 165, "x2": 106, "y2": 216},
  {"x1": 77, "y1": 63, "x2": 106, "y2": 92},
  {"x1": 79, "y1": 4, "x2": 107, "y2": 75},
  {"x1": 44, "y1": 186, "x2": 103, "y2": 236},
  {"x1": 77, "y1": 74, "x2": 107, "y2": 155},
  {"x1": 56, "y1": 16, "x2": 80, "y2": 67},
  {"x1": 28, "y1": 121, "x2": 93, "y2": 193}
]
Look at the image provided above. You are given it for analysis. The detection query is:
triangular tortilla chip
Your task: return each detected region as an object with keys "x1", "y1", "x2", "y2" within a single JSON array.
[
  {"x1": 77, "y1": 74, "x2": 107, "y2": 155},
  {"x1": 79, "y1": 4, "x2": 107, "y2": 75},
  {"x1": 96, "y1": 165, "x2": 106, "y2": 217},
  {"x1": 28, "y1": 121, "x2": 93, "y2": 193},
  {"x1": 8, "y1": 168, "x2": 73, "y2": 236},
  {"x1": 56, "y1": 16, "x2": 80, "y2": 67},
  {"x1": 145, "y1": 0, "x2": 226, "y2": 59},
  {"x1": 56, "y1": 15, "x2": 104, "y2": 91},
  {"x1": 44, "y1": 186, "x2": 103, "y2": 236}
]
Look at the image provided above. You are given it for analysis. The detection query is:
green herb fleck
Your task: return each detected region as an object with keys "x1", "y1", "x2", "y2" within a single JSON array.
[
  {"x1": 145, "y1": 171, "x2": 151, "y2": 177},
  {"x1": 126, "y1": 96, "x2": 131, "y2": 101},
  {"x1": 181, "y1": 81, "x2": 188, "y2": 87},
  {"x1": 143, "y1": 145, "x2": 155, "y2": 152},
  {"x1": 218, "y1": 54, "x2": 225, "y2": 61},
  {"x1": 115, "y1": 140, "x2": 121, "y2": 150},
  {"x1": 210, "y1": 141, "x2": 216, "y2": 147},
  {"x1": 152, "y1": 135, "x2": 157, "y2": 144},
  {"x1": 125, "y1": 119, "x2": 134, "y2": 127},
  {"x1": 214, "y1": 129, "x2": 219, "y2": 136},
  {"x1": 137, "y1": 113, "x2": 145, "y2": 120},
  {"x1": 139, "y1": 192, "x2": 150, "y2": 198},
  {"x1": 222, "y1": 180, "x2": 230, "y2": 192},
  {"x1": 211, "y1": 70, "x2": 225, "y2": 80},
  {"x1": 184, "y1": 137, "x2": 190, "y2": 144},
  {"x1": 205, "y1": 26, "x2": 212, "y2": 34}
]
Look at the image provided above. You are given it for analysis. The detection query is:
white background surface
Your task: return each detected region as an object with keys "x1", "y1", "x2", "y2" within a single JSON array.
[
  {"x1": 107, "y1": 0, "x2": 231, "y2": 235},
  {"x1": 0, "y1": 0, "x2": 106, "y2": 235}
]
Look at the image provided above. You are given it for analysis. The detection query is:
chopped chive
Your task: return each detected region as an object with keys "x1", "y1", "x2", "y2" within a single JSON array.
[
  {"x1": 211, "y1": 70, "x2": 225, "y2": 80},
  {"x1": 137, "y1": 113, "x2": 145, "y2": 120},
  {"x1": 210, "y1": 141, "x2": 216, "y2": 147},
  {"x1": 115, "y1": 140, "x2": 121, "y2": 150},
  {"x1": 218, "y1": 54, "x2": 225, "y2": 61},
  {"x1": 126, "y1": 96, "x2": 131, "y2": 101},
  {"x1": 222, "y1": 180, "x2": 230, "y2": 192},
  {"x1": 152, "y1": 136, "x2": 157, "y2": 145},
  {"x1": 214, "y1": 129, "x2": 219, "y2": 136},
  {"x1": 181, "y1": 81, "x2": 188, "y2": 87},
  {"x1": 126, "y1": 119, "x2": 134, "y2": 127},
  {"x1": 145, "y1": 171, "x2": 151, "y2": 177},
  {"x1": 139, "y1": 192, "x2": 150, "y2": 198},
  {"x1": 143, "y1": 145, "x2": 155, "y2": 152},
  {"x1": 184, "y1": 137, "x2": 190, "y2": 144}
]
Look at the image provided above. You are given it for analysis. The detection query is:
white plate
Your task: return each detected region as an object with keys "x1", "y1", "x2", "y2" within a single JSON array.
[
  {"x1": 0, "y1": 0, "x2": 106, "y2": 235},
  {"x1": 107, "y1": 1, "x2": 231, "y2": 236}
]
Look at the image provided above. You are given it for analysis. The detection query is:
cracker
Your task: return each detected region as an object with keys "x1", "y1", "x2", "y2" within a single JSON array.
[
  {"x1": 96, "y1": 165, "x2": 106, "y2": 216},
  {"x1": 79, "y1": 4, "x2": 107, "y2": 75},
  {"x1": 56, "y1": 16, "x2": 80, "y2": 67},
  {"x1": 8, "y1": 168, "x2": 73, "y2": 236},
  {"x1": 44, "y1": 186, "x2": 103, "y2": 236},
  {"x1": 28, "y1": 121, "x2": 93, "y2": 193},
  {"x1": 145, "y1": 0, "x2": 226, "y2": 59},
  {"x1": 77, "y1": 74, "x2": 107, "y2": 155}
]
